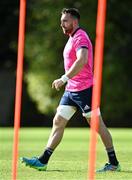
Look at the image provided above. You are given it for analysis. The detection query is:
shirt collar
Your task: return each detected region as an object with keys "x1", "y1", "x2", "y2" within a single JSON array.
[{"x1": 71, "y1": 27, "x2": 81, "y2": 37}]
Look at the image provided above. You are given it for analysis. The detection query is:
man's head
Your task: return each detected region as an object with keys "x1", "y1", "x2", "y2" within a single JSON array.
[{"x1": 61, "y1": 8, "x2": 80, "y2": 36}]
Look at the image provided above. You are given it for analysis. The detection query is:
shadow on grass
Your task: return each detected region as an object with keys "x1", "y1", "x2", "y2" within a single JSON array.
[
  {"x1": 47, "y1": 169, "x2": 84, "y2": 172},
  {"x1": 120, "y1": 170, "x2": 132, "y2": 173}
]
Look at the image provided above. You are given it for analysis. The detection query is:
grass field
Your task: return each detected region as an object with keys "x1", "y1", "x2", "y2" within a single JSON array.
[{"x1": 0, "y1": 128, "x2": 132, "y2": 180}]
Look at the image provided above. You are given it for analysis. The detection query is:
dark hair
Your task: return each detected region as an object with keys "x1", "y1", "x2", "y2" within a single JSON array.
[{"x1": 61, "y1": 8, "x2": 80, "y2": 20}]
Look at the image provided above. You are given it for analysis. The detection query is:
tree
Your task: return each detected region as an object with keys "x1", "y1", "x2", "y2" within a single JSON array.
[
  {"x1": 0, "y1": 0, "x2": 19, "y2": 71},
  {"x1": 23, "y1": 0, "x2": 132, "y2": 122},
  {"x1": 102, "y1": 1, "x2": 132, "y2": 121}
]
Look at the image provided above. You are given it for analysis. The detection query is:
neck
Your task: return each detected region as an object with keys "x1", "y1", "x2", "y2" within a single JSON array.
[{"x1": 69, "y1": 25, "x2": 80, "y2": 36}]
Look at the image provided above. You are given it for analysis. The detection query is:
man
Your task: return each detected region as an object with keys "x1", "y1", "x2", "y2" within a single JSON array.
[{"x1": 21, "y1": 8, "x2": 120, "y2": 172}]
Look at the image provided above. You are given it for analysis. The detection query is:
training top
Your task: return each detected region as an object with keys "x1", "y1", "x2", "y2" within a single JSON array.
[{"x1": 63, "y1": 28, "x2": 93, "y2": 92}]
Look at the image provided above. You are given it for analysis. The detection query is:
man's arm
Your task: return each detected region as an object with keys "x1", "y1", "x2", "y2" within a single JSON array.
[
  {"x1": 52, "y1": 48, "x2": 88, "y2": 91},
  {"x1": 65, "y1": 48, "x2": 88, "y2": 79}
]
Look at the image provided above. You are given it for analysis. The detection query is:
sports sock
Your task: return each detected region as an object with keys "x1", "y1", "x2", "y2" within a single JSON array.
[
  {"x1": 106, "y1": 147, "x2": 119, "y2": 166},
  {"x1": 38, "y1": 147, "x2": 53, "y2": 164}
]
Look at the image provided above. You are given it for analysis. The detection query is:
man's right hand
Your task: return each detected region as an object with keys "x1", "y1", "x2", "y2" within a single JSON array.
[{"x1": 52, "y1": 79, "x2": 65, "y2": 91}]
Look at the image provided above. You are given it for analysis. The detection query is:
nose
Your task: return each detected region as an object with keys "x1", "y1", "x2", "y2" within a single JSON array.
[
  {"x1": 60, "y1": 22, "x2": 63, "y2": 27},
  {"x1": 60, "y1": 21, "x2": 64, "y2": 28}
]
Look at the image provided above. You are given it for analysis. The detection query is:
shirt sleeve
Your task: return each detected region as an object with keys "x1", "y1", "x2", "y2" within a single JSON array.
[{"x1": 73, "y1": 33, "x2": 89, "y2": 52}]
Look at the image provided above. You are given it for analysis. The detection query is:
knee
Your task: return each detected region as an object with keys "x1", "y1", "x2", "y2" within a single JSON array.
[{"x1": 53, "y1": 115, "x2": 67, "y2": 128}]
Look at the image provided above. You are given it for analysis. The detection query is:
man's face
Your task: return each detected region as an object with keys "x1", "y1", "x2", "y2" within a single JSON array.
[{"x1": 60, "y1": 13, "x2": 75, "y2": 35}]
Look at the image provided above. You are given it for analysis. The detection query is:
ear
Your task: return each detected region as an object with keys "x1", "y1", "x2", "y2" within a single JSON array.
[{"x1": 73, "y1": 19, "x2": 78, "y2": 26}]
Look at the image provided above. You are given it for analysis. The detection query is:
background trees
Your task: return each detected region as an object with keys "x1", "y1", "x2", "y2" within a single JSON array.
[{"x1": 0, "y1": 0, "x2": 132, "y2": 126}]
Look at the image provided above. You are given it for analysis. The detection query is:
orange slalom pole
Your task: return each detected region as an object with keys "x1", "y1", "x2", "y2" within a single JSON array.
[
  {"x1": 12, "y1": 0, "x2": 26, "y2": 180},
  {"x1": 88, "y1": 0, "x2": 107, "y2": 180}
]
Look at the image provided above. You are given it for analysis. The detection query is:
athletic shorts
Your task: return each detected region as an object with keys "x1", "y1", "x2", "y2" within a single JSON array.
[
  {"x1": 59, "y1": 86, "x2": 92, "y2": 114},
  {"x1": 57, "y1": 86, "x2": 100, "y2": 120}
]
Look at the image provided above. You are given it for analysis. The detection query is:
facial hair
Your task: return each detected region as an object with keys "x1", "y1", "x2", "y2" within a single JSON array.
[{"x1": 62, "y1": 24, "x2": 74, "y2": 35}]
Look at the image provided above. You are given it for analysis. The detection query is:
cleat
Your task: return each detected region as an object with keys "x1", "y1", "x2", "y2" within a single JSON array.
[
  {"x1": 96, "y1": 163, "x2": 121, "y2": 173},
  {"x1": 20, "y1": 157, "x2": 47, "y2": 171}
]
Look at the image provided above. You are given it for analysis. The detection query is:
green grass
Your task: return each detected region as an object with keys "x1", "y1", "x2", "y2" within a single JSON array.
[{"x1": 0, "y1": 128, "x2": 132, "y2": 180}]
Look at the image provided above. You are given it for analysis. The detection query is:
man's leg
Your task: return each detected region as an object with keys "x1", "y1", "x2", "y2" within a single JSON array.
[
  {"x1": 21, "y1": 114, "x2": 68, "y2": 171},
  {"x1": 37, "y1": 105, "x2": 76, "y2": 167},
  {"x1": 38, "y1": 114, "x2": 68, "y2": 164},
  {"x1": 95, "y1": 115, "x2": 113, "y2": 149},
  {"x1": 86, "y1": 114, "x2": 120, "y2": 172},
  {"x1": 46, "y1": 114, "x2": 68, "y2": 149},
  {"x1": 21, "y1": 105, "x2": 76, "y2": 171}
]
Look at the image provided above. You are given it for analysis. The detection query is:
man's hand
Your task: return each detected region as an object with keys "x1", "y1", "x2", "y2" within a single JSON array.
[{"x1": 52, "y1": 79, "x2": 65, "y2": 91}]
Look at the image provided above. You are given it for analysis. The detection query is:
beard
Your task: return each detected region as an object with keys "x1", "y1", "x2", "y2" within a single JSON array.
[{"x1": 62, "y1": 24, "x2": 74, "y2": 35}]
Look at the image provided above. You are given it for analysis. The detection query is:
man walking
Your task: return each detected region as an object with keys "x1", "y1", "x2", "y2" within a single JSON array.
[{"x1": 21, "y1": 8, "x2": 120, "y2": 172}]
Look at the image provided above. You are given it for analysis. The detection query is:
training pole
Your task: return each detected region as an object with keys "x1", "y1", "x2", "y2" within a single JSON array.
[
  {"x1": 88, "y1": 0, "x2": 107, "y2": 180},
  {"x1": 12, "y1": 0, "x2": 26, "y2": 180}
]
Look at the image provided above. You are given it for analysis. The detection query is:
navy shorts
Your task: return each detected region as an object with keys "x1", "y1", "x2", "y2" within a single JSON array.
[{"x1": 59, "y1": 86, "x2": 92, "y2": 114}]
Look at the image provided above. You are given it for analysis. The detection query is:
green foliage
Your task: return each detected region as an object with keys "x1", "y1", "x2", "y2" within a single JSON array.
[
  {"x1": 0, "y1": 0, "x2": 132, "y2": 124},
  {"x1": 25, "y1": 0, "x2": 132, "y2": 122},
  {"x1": 0, "y1": 0, "x2": 19, "y2": 70},
  {"x1": 102, "y1": 1, "x2": 132, "y2": 120}
]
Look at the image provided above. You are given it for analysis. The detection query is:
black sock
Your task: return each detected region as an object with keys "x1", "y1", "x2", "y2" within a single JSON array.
[
  {"x1": 38, "y1": 148, "x2": 53, "y2": 164},
  {"x1": 106, "y1": 147, "x2": 119, "y2": 166}
]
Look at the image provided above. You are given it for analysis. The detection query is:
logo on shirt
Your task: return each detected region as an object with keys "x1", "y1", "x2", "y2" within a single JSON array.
[{"x1": 84, "y1": 105, "x2": 90, "y2": 110}]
